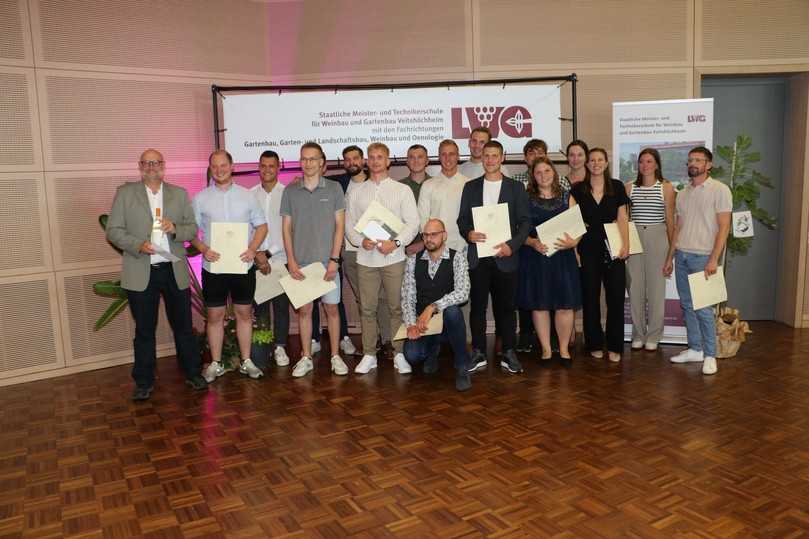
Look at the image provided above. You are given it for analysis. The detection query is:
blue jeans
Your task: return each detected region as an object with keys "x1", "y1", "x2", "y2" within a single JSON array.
[
  {"x1": 403, "y1": 305, "x2": 470, "y2": 372},
  {"x1": 674, "y1": 250, "x2": 716, "y2": 357}
]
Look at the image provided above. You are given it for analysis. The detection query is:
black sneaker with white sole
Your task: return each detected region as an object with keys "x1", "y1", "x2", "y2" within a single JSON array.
[
  {"x1": 467, "y1": 349, "x2": 487, "y2": 373},
  {"x1": 500, "y1": 350, "x2": 524, "y2": 374}
]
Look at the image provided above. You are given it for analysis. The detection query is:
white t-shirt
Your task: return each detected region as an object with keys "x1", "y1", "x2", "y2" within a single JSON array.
[
  {"x1": 145, "y1": 184, "x2": 172, "y2": 264},
  {"x1": 482, "y1": 179, "x2": 503, "y2": 206}
]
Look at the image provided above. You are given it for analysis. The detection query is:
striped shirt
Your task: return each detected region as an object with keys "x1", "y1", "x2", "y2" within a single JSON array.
[
  {"x1": 345, "y1": 177, "x2": 420, "y2": 268},
  {"x1": 629, "y1": 181, "x2": 665, "y2": 225}
]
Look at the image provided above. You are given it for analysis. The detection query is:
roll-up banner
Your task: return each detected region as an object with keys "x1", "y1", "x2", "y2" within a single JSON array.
[
  {"x1": 612, "y1": 98, "x2": 714, "y2": 344},
  {"x1": 223, "y1": 83, "x2": 562, "y2": 164}
]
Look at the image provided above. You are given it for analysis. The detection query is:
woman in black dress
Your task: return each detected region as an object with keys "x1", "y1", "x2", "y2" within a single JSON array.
[
  {"x1": 570, "y1": 148, "x2": 630, "y2": 362},
  {"x1": 516, "y1": 157, "x2": 581, "y2": 366}
]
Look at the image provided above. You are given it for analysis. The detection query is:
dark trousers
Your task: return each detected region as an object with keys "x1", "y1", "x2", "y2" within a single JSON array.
[
  {"x1": 580, "y1": 256, "x2": 626, "y2": 353},
  {"x1": 469, "y1": 258, "x2": 517, "y2": 352},
  {"x1": 126, "y1": 263, "x2": 200, "y2": 388},
  {"x1": 518, "y1": 308, "x2": 535, "y2": 339},
  {"x1": 254, "y1": 293, "x2": 290, "y2": 346},
  {"x1": 312, "y1": 266, "x2": 349, "y2": 342},
  {"x1": 403, "y1": 305, "x2": 470, "y2": 371}
]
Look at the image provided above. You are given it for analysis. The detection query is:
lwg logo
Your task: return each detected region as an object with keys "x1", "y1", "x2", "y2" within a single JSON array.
[
  {"x1": 688, "y1": 114, "x2": 707, "y2": 122},
  {"x1": 451, "y1": 106, "x2": 533, "y2": 138}
]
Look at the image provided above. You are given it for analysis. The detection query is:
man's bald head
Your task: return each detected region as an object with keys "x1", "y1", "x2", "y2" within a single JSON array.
[
  {"x1": 422, "y1": 218, "x2": 447, "y2": 253},
  {"x1": 138, "y1": 149, "x2": 165, "y2": 183}
]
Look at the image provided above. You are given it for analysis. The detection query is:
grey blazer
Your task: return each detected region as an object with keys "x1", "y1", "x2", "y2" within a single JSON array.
[{"x1": 106, "y1": 181, "x2": 198, "y2": 292}]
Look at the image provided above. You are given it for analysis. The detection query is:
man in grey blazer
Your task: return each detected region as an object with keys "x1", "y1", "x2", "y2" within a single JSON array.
[{"x1": 107, "y1": 149, "x2": 207, "y2": 400}]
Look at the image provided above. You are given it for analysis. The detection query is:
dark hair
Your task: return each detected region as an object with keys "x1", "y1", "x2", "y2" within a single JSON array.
[
  {"x1": 634, "y1": 148, "x2": 664, "y2": 186},
  {"x1": 565, "y1": 139, "x2": 590, "y2": 160},
  {"x1": 209, "y1": 149, "x2": 233, "y2": 165},
  {"x1": 584, "y1": 147, "x2": 614, "y2": 196},
  {"x1": 470, "y1": 126, "x2": 492, "y2": 140},
  {"x1": 482, "y1": 139, "x2": 504, "y2": 154},
  {"x1": 527, "y1": 156, "x2": 562, "y2": 200},
  {"x1": 301, "y1": 141, "x2": 325, "y2": 160},
  {"x1": 408, "y1": 144, "x2": 428, "y2": 155},
  {"x1": 689, "y1": 146, "x2": 713, "y2": 161},
  {"x1": 342, "y1": 145, "x2": 363, "y2": 158},
  {"x1": 259, "y1": 150, "x2": 279, "y2": 162},
  {"x1": 523, "y1": 139, "x2": 548, "y2": 155}
]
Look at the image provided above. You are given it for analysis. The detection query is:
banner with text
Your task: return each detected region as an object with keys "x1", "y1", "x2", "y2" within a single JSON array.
[
  {"x1": 613, "y1": 98, "x2": 714, "y2": 344},
  {"x1": 223, "y1": 84, "x2": 562, "y2": 164}
]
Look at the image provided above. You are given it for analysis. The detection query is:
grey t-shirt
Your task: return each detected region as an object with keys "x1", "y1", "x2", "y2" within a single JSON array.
[{"x1": 279, "y1": 177, "x2": 345, "y2": 266}]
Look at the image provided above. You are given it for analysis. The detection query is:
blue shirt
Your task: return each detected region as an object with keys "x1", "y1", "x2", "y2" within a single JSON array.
[{"x1": 192, "y1": 182, "x2": 266, "y2": 271}]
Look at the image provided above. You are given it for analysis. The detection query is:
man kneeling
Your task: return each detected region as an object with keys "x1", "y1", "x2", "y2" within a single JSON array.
[{"x1": 401, "y1": 219, "x2": 472, "y2": 391}]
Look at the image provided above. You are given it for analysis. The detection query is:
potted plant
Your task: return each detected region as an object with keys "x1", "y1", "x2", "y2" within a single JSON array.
[{"x1": 250, "y1": 316, "x2": 274, "y2": 370}]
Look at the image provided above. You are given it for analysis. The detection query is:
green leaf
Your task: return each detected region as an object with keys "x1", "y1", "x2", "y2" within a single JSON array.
[
  {"x1": 99, "y1": 214, "x2": 109, "y2": 231},
  {"x1": 94, "y1": 297, "x2": 129, "y2": 331},
  {"x1": 93, "y1": 280, "x2": 126, "y2": 298}
]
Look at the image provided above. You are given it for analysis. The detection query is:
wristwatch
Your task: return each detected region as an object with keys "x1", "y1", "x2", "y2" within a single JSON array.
[
  {"x1": 329, "y1": 256, "x2": 341, "y2": 265},
  {"x1": 394, "y1": 239, "x2": 402, "y2": 248}
]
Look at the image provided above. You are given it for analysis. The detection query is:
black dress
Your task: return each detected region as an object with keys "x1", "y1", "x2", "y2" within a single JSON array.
[
  {"x1": 516, "y1": 193, "x2": 582, "y2": 311},
  {"x1": 570, "y1": 180, "x2": 631, "y2": 353}
]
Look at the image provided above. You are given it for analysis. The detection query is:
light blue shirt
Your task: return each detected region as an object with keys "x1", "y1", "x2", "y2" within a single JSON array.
[{"x1": 192, "y1": 182, "x2": 266, "y2": 271}]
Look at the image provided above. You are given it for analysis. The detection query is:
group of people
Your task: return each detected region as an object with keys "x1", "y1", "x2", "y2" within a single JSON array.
[{"x1": 106, "y1": 128, "x2": 731, "y2": 401}]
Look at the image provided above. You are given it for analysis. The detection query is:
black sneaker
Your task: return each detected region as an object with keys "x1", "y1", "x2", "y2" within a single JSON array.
[
  {"x1": 467, "y1": 349, "x2": 487, "y2": 373},
  {"x1": 500, "y1": 350, "x2": 524, "y2": 374},
  {"x1": 185, "y1": 375, "x2": 209, "y2": 391},
  {"x1": 423, "y1": 354, "x2": 440, "y2": 375},
  {"x1": 455, "y1": 371, "x2": 472, "y2": 392},
  {"x1": 131, "y1": 386, "x2": 153, "y2": 401},
  {"x1": 516, "y1": 334, "x2": 534, "y2": 353}
]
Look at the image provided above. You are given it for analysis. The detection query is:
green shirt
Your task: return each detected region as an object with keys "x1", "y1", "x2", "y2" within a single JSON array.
[{"x1": 399, "y1": 175, "x2": 430, "y2": 203}]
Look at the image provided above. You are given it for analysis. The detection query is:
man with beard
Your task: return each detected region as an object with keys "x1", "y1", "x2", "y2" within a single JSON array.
[
  {"x1": 664, "y1": 146, "x2": 731, "y2": 375},
  {"x1": 106, "y1": 149, "x2": 207, "y2": 400},
  {"x1": 401, "y1": 219, "x2": 472, "y2": 391}
]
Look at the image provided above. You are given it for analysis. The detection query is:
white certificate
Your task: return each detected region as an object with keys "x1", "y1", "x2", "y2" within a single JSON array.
[
  {"x1": 472, "y1": 203, "x2": 511, "y2": 258},
  {"x1": 253, "y1": 262, "x2": 289, "y2": 304},
  {"x1": 361, "y1": 220, "x2": 394, "y2": 242},
  {"x1": 536, "y1": 204, "x2": 586, "y2": 257},
  {"x1": 279, "y1": 262, "x2": 338, "y2": 309},
  {"x1": 688, "y1": 266, "x2": 727, "y2": 310},
  {"x1": 152, "y1": 246, "x2": 181, "y2": 263},
  {"x1": 354, "y1": 200, "x2": 404, "y2": 239},
  {"x1": 604, "y1": 222, "x2": 644, "y2": 259},
  {"x1": 393, "y1": 312, "x2": 444, "y2": 340},
  {"x1": 210, "y1": 222, "x2": 249, "y2": 274}
]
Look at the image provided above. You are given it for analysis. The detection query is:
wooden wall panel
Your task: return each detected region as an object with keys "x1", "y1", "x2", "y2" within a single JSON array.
[
  {"x1": 0, "y1": 0, "x2": 32, "y2": 67},
  {"x1": 0, "y1": 172, "x2": 51, "y2": 277},
  {"x1": 476, "y1": 0, "x2": 691, "y2": 71},
  {"x1": 31, "y1": 0, "x2": 269, "y2": 78},
  {"x1": 0, "y1": 67, "x2": 41, "y2": 171},
  {"x1": 698, "y1": 0, "x2": 809, "y2": 65}
]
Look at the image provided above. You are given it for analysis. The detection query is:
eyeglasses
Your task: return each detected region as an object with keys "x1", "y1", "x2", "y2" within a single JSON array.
[
  {"x1": 422, "y1": 231, "x2": 445, "y2": 238},
  {"x1": 139, "y1": 160, "x2": 164, "y2": 168},
  {"x1": 300, "y1": 157, "x2": 323, "y2": 164}
]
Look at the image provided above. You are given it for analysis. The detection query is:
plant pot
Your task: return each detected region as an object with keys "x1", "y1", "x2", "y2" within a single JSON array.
[{"x1": 251, "y1": 341, "x2": 271, "y2": 370}]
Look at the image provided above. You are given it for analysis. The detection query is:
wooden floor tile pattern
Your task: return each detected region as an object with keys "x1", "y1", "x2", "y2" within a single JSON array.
[{"x1": 1, "y1": 322, "x2": 808, "y2": 537}]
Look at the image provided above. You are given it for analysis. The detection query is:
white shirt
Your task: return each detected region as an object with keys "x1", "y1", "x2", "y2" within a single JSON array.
[
  {"x1": 482, "y1": 178, "x2": 503, "y2": 206},
  {"x1": 345, "y1": 177, "x2": 419, "y2": 268},
  {"x1": 417, "y1": 171, "x2": 469, "y2": 252},
  {"x1": 251, "y1": 181, "x2": 287, "y2": 263},
  {"x1": 343, "y1": 179, "x2": 365, "y2": 252},
  {"x1": 145, "y1": 184, "x2": 172, "y2": 264}
]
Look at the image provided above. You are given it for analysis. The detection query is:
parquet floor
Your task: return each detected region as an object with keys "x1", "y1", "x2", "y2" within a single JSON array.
[{"x1": 1, "y1": 322, "x2": 808, "y2": 538}]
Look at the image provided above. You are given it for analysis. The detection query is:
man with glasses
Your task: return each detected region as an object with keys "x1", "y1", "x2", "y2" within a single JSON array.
[
  {"x1": 281, "y1": 142, "x2": 347, "y2": 377},
  {"x1": 401, "y1": 219, "x2": 472, "y2": 391},
  {"x1": 192, "y1": 150, "x2": 268, "y2": 383},
  {"x1": 106, "y1": 149, "x2": 207, "y2": 400},
  {"x1": 664, "y1": 146, "x2": 731, "y2": 375}
]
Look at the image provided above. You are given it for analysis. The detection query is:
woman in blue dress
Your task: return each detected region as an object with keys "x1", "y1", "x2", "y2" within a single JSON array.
[{"x1": 517, "y1": 157, "x2": 582, "y2": 367}]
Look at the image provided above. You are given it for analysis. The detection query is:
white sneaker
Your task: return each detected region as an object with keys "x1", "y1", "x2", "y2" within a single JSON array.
[
  {"x1": 644, "y1": 342, "x2": 658, "y2": 351},
  {"x1": 330, "y1": 355, "x2": 348, "y2": 376},
  {"x1": 702, "y1": 356, "x2": 718, "y2": 375},
  {"x1": 239, "y1": 358, "x2": 264, "y2": 379},
  {"x1": 670, "y1": 349, "x2": 704, "y2": 363},
  {"x1": 354, "y1": 354, "x2": 377, "y2": 374},
  {"x1": 393, "y1": 353, "x2": 412, "y2": 374},
  {"x1": 292, "y1": 357, "x2": 313, "y2": 378},
  {"x1": 311, "y1": 339, "x2": 321, "y2": 355},
  {"x1": 340, "y1": 336, "x2": 357, "y2": 355},
  {"x1": 274, "y1": 346, "x2": 290, "y2": 366},
  {"x1": 203, "y1": 361, "x2": 225, "y2": 383},
  {"x1": 631, "y1": 340, "x2": 644, "y2": 350}
]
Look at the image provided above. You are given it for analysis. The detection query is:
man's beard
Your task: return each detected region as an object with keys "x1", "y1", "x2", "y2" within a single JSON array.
[
  {"x1": 345, "y1": 165, "x2": 362, "y2": 176},
  {"x1": 687, "y1": 166, "x2": 700, "y2": 177}
]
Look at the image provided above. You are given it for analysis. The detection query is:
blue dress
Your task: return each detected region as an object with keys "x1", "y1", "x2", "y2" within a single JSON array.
[{"x1": 516, "y1": 193, "x2": 582, "y2": 311}]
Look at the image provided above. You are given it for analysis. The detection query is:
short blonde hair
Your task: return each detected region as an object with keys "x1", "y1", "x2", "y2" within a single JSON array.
[{"x1": 367, "y1": 142, "x2": 390, "y2": 156}]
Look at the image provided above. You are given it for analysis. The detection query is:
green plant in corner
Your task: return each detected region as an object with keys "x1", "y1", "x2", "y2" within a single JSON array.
[{"x1": 710, "y1": 134, "x2": 777, "y2": 261}]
